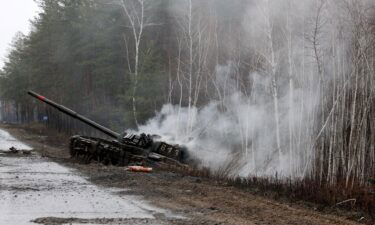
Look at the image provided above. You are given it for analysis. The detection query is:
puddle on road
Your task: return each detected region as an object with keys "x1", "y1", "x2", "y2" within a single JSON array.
[{"x1": 0, "y1": 129, "x2": 177, "y2": 225}]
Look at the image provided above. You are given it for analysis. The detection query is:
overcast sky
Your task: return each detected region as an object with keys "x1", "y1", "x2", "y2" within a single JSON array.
[{"x1": 0, "y1": 1, "x2": 40, "y2": 69}]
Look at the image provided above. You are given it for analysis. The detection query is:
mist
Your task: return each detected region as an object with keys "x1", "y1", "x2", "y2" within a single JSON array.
[
  {"x1": 1, "y1": 1, "x2": 374, "y2": 221},
  {"x1": 136, "y1": 0, "x2": 374, "y2": 179},
  {"x1": 1, "y1": 0, "x2": 374, "y2": 184}
]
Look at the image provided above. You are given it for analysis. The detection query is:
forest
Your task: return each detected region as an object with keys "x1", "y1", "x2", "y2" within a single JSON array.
[{"x1": 0, "y1": 0, "x2": 374, "y2": 217}]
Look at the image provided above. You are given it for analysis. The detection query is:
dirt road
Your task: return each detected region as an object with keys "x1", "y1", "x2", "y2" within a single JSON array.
[
  {"x1": 0, "y1": 124, "x2": 367, "y2": 225},
  {"x1": 0, "y1": 128, "x2": 185, "y2": 225}
]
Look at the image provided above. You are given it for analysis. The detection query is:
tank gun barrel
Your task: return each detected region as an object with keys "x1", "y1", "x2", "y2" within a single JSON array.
[{"x1": 28, "y1": 90, "x2": 120, "y2": 139}]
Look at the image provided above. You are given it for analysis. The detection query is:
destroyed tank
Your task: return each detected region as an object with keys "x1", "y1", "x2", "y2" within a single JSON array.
[{"x1": 28, "y1": 91, "x2": 188, "y2": 166}]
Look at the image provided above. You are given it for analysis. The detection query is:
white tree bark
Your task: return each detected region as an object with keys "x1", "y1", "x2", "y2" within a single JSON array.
[{"x1": 121, "y1": 0, "x2": 146, "y2": 127}]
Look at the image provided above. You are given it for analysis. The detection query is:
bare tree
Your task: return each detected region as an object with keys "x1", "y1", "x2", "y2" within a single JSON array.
[{"x1": 120, "y1": 0, "x2": 151, "y2": 127}]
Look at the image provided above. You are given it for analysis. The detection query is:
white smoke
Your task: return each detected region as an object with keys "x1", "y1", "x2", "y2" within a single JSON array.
[
  {"x1": 138, "y1": 61, "x2": 319, "y2": 178},
  {"x1": 137, "y1": 0, "x2": 367, "y2": 178}
]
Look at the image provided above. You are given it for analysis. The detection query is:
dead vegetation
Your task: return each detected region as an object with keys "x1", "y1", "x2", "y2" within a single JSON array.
[
  {"x1": 4, "y1": 122, "x2": 374, "y2": 224},
  {"x1": 164, "y1": 164, "x2": 374, "y2": 224}
]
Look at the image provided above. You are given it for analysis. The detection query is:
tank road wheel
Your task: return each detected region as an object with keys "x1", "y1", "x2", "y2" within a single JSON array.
[
  {"x1": 76, "y1": 145, "x2": 85, "y2": 162},
  {"x1": 83, "y1": 146, "x2": 93, "y2": 164},
  {"x1": 97, "y1": 147, "x2": 103, "y2": 163},
  {"x1": 111, "y1": 157, "x2": 118, "y2": 166},
  {"x1": 83, "y1": 141, "x2": 98, "y2": 164},
  {"x1": 69, "y1": 138, "x2": 78, "y2": 158},
  {"x1": 115, "y1": 151, "x2": 124, "y2": 166},
  {"x1": 117, "y1": 151, "x2": 130, "y2": 166},
  {"x1": 97, "y1": 147, "x2": 106, "y2": 164},
  {"x1": 81, "y1": 146, "x2": 87, "y2": 162},
  {"x1": 94, "y1": 141, "x2": 101, "y2": 163},
  {"x1": 101, "y1": 152, "x2": 111, "y2": 165}
]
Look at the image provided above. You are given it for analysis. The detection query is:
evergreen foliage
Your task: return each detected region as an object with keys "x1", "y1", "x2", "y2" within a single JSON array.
[{"x1": 0, "y1": 0, "x2": 168, "y2": 129}]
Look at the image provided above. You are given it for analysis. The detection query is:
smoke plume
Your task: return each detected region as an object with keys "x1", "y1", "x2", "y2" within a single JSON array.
[{"x1": 137, "y1": 0, "x2": 373, "y2": 179}]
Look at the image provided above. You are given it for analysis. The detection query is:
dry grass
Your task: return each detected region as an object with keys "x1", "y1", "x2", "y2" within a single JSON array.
[
  {"x1": 14, "y1": 122, "x2": 375, "y2": 224},
  {"x1": 168, "y1": 164, "x2": 375, "y2": 224}
]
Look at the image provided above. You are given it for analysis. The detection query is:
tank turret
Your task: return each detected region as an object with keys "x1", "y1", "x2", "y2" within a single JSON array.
[{"x1": 28, "y1": 90, "x2": 187, "y2": 166}]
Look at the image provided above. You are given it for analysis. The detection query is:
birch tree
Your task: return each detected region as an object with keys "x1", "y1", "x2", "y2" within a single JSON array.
[{"x1": 120, "y1": 0, "x2": 149, "y2": 127}]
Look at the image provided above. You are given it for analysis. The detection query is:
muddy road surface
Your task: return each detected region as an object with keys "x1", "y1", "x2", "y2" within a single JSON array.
[
  {"x1": 0, "y1": 124, "x2": 367, "y2": 225},
  {"x1": 0, "y1": 128, "x2": 183, "y2": 225}
]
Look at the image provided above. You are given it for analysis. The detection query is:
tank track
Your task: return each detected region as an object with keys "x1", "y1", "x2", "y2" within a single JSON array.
[
  {"x1": 69, "y1": 135, "x2": 187, "y2": 166},
  {"x1": 28, "y1": 91, "x2": 189, "y2": 167}
]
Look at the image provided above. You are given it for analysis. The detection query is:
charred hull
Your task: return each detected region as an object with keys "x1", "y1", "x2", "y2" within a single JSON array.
[
  {"x1": 69, "y1": 135, "x2": 188, "y2": 166},
  {"x1": 28, "y1": 90, "x2": 189, "y2": 166}
]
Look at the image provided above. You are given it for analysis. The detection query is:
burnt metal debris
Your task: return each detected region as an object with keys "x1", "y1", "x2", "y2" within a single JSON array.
[{"x1": 28, "y1": 90, "x2": 189, "y2": 166}]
